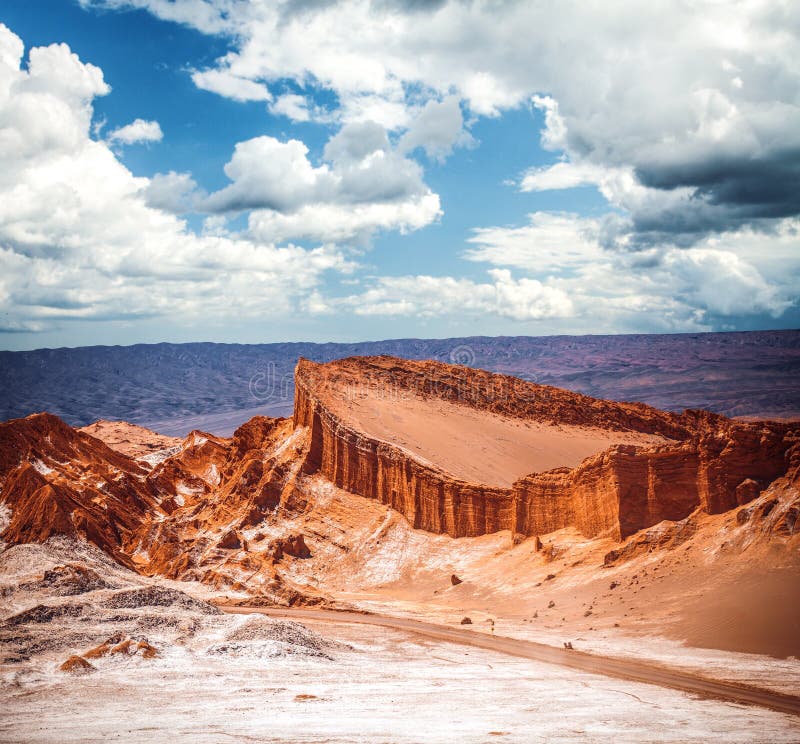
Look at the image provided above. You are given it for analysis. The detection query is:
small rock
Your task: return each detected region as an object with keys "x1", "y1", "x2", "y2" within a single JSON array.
[
  {"x1": 271, "y1": 534, "x2": 312, "y2": 561},
  {"x1": 218, "y1": 530, "x2": 242, "y2": 550},
  {"x1": 735, "y1": 478, "x2": 761, "y2": 506},
  {"x1": 59, "y1": 655, "x2": 95, "y2": 674},
  {"x1": 83, "y1": 642, "x2": 111, "y2": 659},
  {"x1": 137, "y1": 641, "x2": 159, "y2": 659},
  {"x1": 450, "y1": 574, "x2": 463, "y2": 586},
  {"x1": 110, "y1": 639, "x2": 136, "y2": 656},
  {"x1": 548, "y1": 600, "x2": 555, "y2": 608},
  {"x1": 460, "y1": 617, "x2": 472, "y2": 625}
]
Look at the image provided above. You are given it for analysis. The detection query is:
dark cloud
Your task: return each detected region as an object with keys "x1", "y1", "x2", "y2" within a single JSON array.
[{"x1": 636, "y1": 149, "x2": 800, "y2": 217}]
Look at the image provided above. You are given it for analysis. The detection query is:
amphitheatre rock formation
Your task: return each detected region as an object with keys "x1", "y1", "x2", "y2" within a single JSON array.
[
  {"x1": 294, "y1": 357, "x2": 795, "y2": 540},
  {"x1": 0, "y1": 355, "x2": 797, "y2": 603}
]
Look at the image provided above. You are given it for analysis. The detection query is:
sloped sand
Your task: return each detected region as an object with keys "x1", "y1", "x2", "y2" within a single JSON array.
[{"x1": 334, "y1": 392, "x2": 667, "y2": 486}]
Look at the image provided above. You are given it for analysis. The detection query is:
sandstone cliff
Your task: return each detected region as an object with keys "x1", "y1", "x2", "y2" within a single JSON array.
[
  {"x1": 0, "y1": 357, "x2": 795, "y2": 595},
  {"x1": 294, "y1": 357, "x2": 794, "y2": 540}
]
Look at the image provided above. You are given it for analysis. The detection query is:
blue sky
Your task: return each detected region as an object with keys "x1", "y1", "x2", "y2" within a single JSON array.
[{"x1": 0, "y1": 0, "x2": 798, "y2": 350}]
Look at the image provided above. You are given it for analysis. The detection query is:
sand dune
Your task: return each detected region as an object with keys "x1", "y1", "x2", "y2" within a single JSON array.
[{"x1": 334, "y1": 392, "x2": 667, "y2": 486}]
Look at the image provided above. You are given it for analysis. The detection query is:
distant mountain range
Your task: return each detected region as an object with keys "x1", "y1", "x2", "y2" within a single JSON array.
[{"x1": 1, "y1": 330, "x2": 798, "y2": 436}]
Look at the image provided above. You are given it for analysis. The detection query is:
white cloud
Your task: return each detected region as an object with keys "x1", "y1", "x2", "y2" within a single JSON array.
[
  {"x1": 342, "y1": 269, "x2": 574, "y2": 321},
  {"x1": 203, "y1": 121, "x2": 441, "y2": 242},
  {"x1": 459, "y1": 210, "x2": 797, "y2": 328},
  {"x1": 191, "y1": 68, "x2": 271, "y2": 102},
  {"x1": 204, "y1": 136, "x2": 331, "y2": 213},
  {"x1": 107, "y1": 118, "x2": 163, "y2": 144},
  {"x1": 77, "y1": 0, "x2": 235, "y2": 35},
  {"x1": 520, "y1": 162, "x2": 606, "y2": 192},
  {"x1": 465, "y1": 212, "x2": 603, "y2": 274},
  {"x1": 398, "y1": 96, "x2": 474, "y2": 161},
  {"x1": 0, "y1": 25, "x2": 350, "y2": 333},
  {"x1": 268, "y1": 92, "x2": 310, "y2": 121},
  {"x1": 248, "y1": 193, "x2": 441, "y2": 245},
  {"x1": 662, "y1": 247, "x2": 790, "y2": 318},
  {"x1": 89, "y1": 0, "x2": 800, "y2": 246},
  {"x1": 143, "y1": 171, "x2": 200, "y2": 212}
]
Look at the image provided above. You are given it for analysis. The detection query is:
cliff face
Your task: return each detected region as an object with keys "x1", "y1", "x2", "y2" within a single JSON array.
[
  {"x1": 0, "y1": 413, "x2": 163, "y2": 566},
  {"x1": 1, "y1": 356, "x2": 794, "y2": 584},
  {"x1": 296, "y1": 384, "x2": 512, "y2": 536},
  {"x1": 0, "y1": 413, "x2": 318, "y2": 602},
  {"x1": 294, "y1": 357, "x2": 794, "y2": 540}
]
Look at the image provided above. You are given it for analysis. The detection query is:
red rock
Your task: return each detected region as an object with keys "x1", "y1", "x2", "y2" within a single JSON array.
[
  {"x1": 0, "y1": 413, "x2": 162, "y2": 567},
  {"x1": 1, "y1": 357, "x2": 796, "y2": 601},
  {"x1": 136, "y1": 641, "x2": 159, "y2": 658},
  {"x1": 294, "y1": 357, "x2": 794, "y2": 540},
  {"x1": 271, "y1": 534, "x2": 311, "y2": 561},
  {"x1": 59, "y1": 655, "x2": 94, "y2": 674},
  {"x1": 83, "y1": 643, "x2": 111, "y2": 659}
]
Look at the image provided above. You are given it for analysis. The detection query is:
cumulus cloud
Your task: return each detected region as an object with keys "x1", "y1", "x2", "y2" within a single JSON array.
[
  {"x1": 203, "y1": 121, "x2": 441, "y2": 242},
  {"x1": 0, "y1": 24, "x2": 350, "y2": 333},
  {"x1": 268, "y1": 92, "x2": 311, "y2": 121},
  {"x1": 459, "y1": 210, "x2": 797, "y2": 328},
  {"x1": 247, "y1": 193, "x2": 441, "y2": 245},
  {"x1": 143, "y1": 171, "x2": 201, "y2": 212},
  {"x1": 88, "y1": 0, "x2": 800, "y2": 247},
  {"x1": 107, "y1": 118, "x2": 163, "y2": 144},
  {"x1": 398, "y1": 96, "x2": 474, "y2": 161},
  {"x1": 342, "y1": 269, "x2": 574, "y2": 321}
]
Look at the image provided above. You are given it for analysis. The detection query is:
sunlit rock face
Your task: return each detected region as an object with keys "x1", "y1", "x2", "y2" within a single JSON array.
[
  {"x1": 294, "y1": 356, "x2": 794, "y2": 539},
  {"x1": 0, "y1": 356, "x2": 795, "y2": 593}
]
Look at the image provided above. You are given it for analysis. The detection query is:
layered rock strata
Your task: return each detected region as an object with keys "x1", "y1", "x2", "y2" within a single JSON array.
[{"x1": 294, "y1": 357, "x2": 794, "y2": 539}]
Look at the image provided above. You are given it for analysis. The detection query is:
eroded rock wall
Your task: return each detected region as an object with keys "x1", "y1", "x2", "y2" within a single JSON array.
[
  {"x1": 295, "y1": 374, "x2": 511, "y2": 537},
  {"x1": 295, "y1": 357, "x2": 795, "y2": 540}
]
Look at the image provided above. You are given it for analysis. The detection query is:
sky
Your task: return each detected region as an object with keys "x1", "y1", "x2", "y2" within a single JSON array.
[{"x1": 0, "y1": 0, "x2": 798, "y2": 351}]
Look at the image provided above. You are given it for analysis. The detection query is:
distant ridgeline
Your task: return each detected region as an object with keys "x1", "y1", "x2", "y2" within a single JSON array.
[{"x1": 0, "y1": 330, "x2": 798, "y2": 435}]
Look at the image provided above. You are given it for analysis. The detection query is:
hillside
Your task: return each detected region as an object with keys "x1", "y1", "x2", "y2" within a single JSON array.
[{"x1": 1, "y1": 356, "x2": 797, "y2": 660}]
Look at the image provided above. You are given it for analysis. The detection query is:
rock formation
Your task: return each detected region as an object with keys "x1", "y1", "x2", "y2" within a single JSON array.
[
  {"x1": 0, "y1": 355, "x2": 796, "y2": 597},
  {"x1": 294, "y1": 356, "x2": 795, "y2": 540},
  {"x1": 0, "y1": 411, "x2": 314, "y2": 600}
]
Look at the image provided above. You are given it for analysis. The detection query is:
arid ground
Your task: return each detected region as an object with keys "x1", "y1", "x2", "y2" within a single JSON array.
[{"x1": 1, "y1": 352, "x2": 798, "y2": 742}]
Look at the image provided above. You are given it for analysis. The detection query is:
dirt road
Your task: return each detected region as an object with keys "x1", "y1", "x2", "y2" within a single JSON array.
[{"x1": 223, "y1": 606, "x2": 800, "y2": 717}]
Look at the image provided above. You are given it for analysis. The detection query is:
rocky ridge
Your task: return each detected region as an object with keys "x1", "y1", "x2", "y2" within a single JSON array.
[
  {"x1": 0, "y1": 355, "x2": 797, "y2": 598},
  {"x1": 294, "y1": 356, "x2": 795, "y2": 540}
]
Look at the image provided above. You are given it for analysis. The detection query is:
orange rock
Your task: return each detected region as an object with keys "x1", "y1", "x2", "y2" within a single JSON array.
[
  {"x1": 137, "y1": 641, "x2": 159, "y2": 658},
  {"x1": 83, "y1": 643, "x2": 111, "y2": 659},
  {"x1": 109, "y1": 639, "x2": 135, "y2": 655},
  {"x1": 294, "y1": 357, "x2": 794, "y2": 540},
  {"x1": 59, "y1": 655, "x2": 95, "y2": 674}
]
